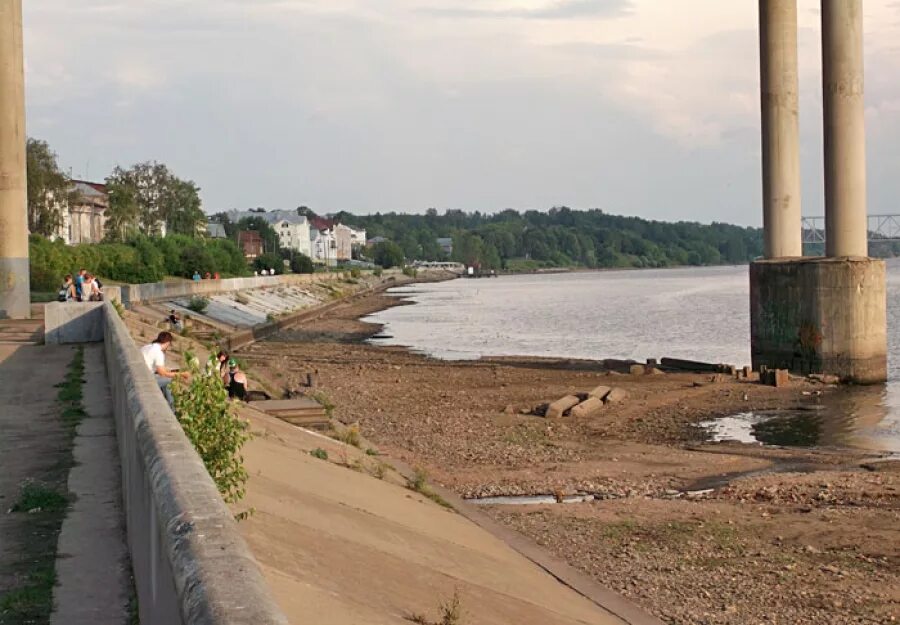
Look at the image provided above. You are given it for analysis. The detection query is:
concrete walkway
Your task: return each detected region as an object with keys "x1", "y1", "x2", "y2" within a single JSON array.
[
  {"x1": 239, "y1": 409, "x2": 631, "y2": 625},
  {"x1": 0, "y1": 345, "x2": 72, "y2": 595},
  {"x1": 50, "y1": 345, "x2": 130, "y2": 625}
]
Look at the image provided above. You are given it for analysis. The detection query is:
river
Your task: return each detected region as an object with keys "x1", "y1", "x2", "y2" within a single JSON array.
[{"x1": 364, "y1": 263, "x2": 900, "y2": 453}]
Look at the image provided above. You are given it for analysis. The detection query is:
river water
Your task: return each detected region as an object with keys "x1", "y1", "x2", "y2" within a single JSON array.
[{"x1": 364, "y1": 263, "x2": 900, "y2": 454}]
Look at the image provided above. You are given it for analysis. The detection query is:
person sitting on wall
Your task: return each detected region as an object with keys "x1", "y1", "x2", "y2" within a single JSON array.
[
  {"x1": 140, "y1": 332, "x2": 189, "y2": 408},
  {"x1": 58, "y1": 274, "x2": 77, "y2": 302},
  {"x1": 226, "y1": 358, "x2": 249, "y2": 401},
  {"x1": 74, "y1": 268, "x2": 87, "y2": 301},
  {"x1": 168, "y1": 309, "x2": 183, "y2": 332},
  {"x1": 85, "y1": 273, "x2": 103, "y2": 301}
]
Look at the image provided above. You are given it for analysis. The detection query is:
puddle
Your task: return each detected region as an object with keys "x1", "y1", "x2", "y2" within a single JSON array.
[
  {"x1": 467, "y1": 494, "x2": 595, "y2": 506},
  {"x1": 699, "y1": 411, "x2": 826, "y2": 448}
]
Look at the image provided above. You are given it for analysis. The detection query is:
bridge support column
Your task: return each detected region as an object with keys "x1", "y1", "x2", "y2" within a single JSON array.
[
  {"x1": 0, "y1": 0, "x2": 31, "y2": 319},
  {"x1": 750, "y1": 0, "x2": 886, "y2": 384},
  {"x1": 760, "y1": 0, "x2": 802, "y2": 259},
  {"x1": 823, "y1": 0, "x2": 868, "y2": 258}
]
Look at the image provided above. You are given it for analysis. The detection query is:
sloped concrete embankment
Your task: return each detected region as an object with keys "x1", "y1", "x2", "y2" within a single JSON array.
[
  {"x1": 122, "y1": 273, "x2": 332, "y2": 307},
  {"x1": 46, "y1": 300, "x2": 287, "y2": 624}
]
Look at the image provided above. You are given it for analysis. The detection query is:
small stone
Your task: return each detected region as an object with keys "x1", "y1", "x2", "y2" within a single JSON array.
[{"x1": 604, "y1": 388, "x2": 629, "y2": 404}]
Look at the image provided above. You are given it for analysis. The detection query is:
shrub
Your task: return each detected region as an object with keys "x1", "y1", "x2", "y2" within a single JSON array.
[
  {"x1": 373, "y1": 267, "x2": 383, "y2": 278},
  {"x1": 187, "y1": 296, "x2": 208, "y2": 314},
  {"x1": 290, "y1": 253, "x2": 315, "y2": 274},
  {"x1": 253, "y1": 252, "x2": 284, "y2": 275},
  {"x1": 172, "y1": 356, "x2": 251, "y2": 503},
  {"x1": 402, "y1": 266, "x2": 418, "y2": 278},
  {"x1": 310, "y1": 448, "x2": 329, "y2": 460}
]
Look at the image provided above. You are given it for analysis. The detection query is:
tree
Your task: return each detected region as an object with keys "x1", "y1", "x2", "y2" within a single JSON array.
[
  {"x1": 254, "y1": 252, "x2": 284, "y2": 275},
  {"x1": 372, "y1": 241, "x2": 404, "y2": 269},
  {"x1": 104, "y1": 162, "x2": 205, "y2": 240},
  {"x1": 26, "y1": 138, "x2": 75, "y2": 237},
  {"x1": 290, "y1": 252, "x2": 315, "y2": 274}
]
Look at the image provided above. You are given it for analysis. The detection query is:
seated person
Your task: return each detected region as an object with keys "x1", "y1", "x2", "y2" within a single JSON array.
[
  {"x1": 140, "y1": 332, "x2": 189, "y2": 407},
  {"x1": 168, "y1": 309, "x2": 183, "y2": 331}
]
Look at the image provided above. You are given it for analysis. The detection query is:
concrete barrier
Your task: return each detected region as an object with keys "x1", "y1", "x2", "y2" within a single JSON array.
[
  {"x1": 102, "y1": 301, "x2": 287, "y2": 625},
  {"x1": 122, "y1": 273, "x2": 332, "y2": 307},
  {"x1": 44, "y1": 302, "x2": 105, "y2": 344}
]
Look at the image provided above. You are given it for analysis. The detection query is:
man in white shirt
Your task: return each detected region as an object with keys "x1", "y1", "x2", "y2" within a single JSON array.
[{"x1": 140, "y1": 332, "x2": 188, "y2": 407}]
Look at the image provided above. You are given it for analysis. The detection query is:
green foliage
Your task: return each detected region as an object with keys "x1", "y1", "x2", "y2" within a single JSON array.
[
  {"x1": 11, "y1": 481, "x2": 68, "y2": 514},
  {"x1": 290, "y1": 252, "x2": 315, "y2": 274},
  {"x1": 28, "y1": 234, "x2": 249, "y2": 291},
  {"x1": 172, "y1": 357, "x2": 251, "y2": 504},
  {"x1": 112, "y1": 299, "x2": 126, "y2": 318},
  {"x1": 309, "y1": 391, "x2": 335, "y2": 418},
  {"x1": 187, "y1": 296, "x2": 209, "y2": 314},
  {"x1": 372, "y1": 241, "x2": 405, "y2": 269},
  {"x1": 26, "y1": 138, "x2": 75, "y2": 237},
  {"x1": 105, "y1": 161, "x2": 205, "y2": 240},
  {"x1": 253, "y1": 252, "x2": 284, "y2": 275},
  {"x1": 402, "y1": 266, "x2": 418, "y2": 278},
  {"x1": 406, "y1": 467, "x2": 454, "y2": 510},
  {"x1": 349, "y1": 268, "x2": 362, "y2": 279},
  {"x1": 346, "y1": 207, "x2": 764, "y2": 270},
  {"x1": 373, "y1": 267, "x2": 383, "y2": 278},
  {"x1": 0, "y1": 564, "x2": 56, "y2": 623},
  {"x1": 310, "y1": 448, "x2": 329, "y2": 460}
]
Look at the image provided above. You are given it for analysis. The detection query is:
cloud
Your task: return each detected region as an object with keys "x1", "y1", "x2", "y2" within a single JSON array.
[{"x1": 421, "y1": 0, "x2": 634, "y2": 20}]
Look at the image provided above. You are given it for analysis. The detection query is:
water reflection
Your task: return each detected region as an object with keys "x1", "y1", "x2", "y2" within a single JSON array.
[{"x1": 703, "y1": 385, "x2": 900, "y2": 453}]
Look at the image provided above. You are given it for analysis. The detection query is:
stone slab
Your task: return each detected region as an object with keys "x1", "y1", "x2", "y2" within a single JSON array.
[
  {"x1": 546, "y1": 395, "x2": 581, "y2": 419},
  {"x1": 571, "y1": 397, "x2": 605, "y2": 419}
]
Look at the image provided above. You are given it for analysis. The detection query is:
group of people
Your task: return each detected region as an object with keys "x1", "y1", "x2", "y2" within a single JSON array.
[
  {"x1": 140, "y1": 332, "x2": 249, "y2": 407},
  {"x1": 192, "y1": 271, "x2": 221, "y2": 281},
  {"x1": 58, "y1": 268, "x2": 104, "y2": 302},
  {"x1": 254, "y1": 268, "x2": 276, "y2": 276}
]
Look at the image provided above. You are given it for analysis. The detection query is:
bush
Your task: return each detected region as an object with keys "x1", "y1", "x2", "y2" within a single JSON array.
[
  {"x1": 172, "y1": 355, "x2": 251, "y2": 503},
  {"x1": 290, "y1": 253, "x2": 315, "y2": 274},
  {"x1": 372, "y1": 241, "x2": 404, "y2": 269},
  {"x1": 402, "y1": 266, "x2": 418, "y2": 278},
  {"x1": 253, "y1": 252, "x2": 284, "y2": 275},
  {"x1": 187, "y1": 295, "x2": 208, "y2": 314},
  {"x1": 28, "y1": 234, "x2": 251, "y2": 291},
  {"x1": 373, "y1": 267, "x2": 383, "y2": 277}
]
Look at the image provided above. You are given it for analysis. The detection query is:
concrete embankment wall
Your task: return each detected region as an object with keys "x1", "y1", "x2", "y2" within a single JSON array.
[
  {"x1": 122, "y1": 273, "x2": 336, "y2": 306},
  {"x1": 44, "y1": 300, "x2": 287, "y2": 624}
]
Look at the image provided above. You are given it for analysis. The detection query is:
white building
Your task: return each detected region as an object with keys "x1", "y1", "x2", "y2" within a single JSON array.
[
  {"x1": 310, "y1": 228, "x2": 337, "y2": 266},
  {"x1": 224, "y1": 210, "x2": 311, "y2": 256}
]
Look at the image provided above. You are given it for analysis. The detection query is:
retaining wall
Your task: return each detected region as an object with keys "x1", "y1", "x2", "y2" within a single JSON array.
[
  {"x1": 101, "y1": 301, "x2": 287, "y2": 624},
  {"x1": 122, "y1": 273, "x2": 334, "y2": 306}
]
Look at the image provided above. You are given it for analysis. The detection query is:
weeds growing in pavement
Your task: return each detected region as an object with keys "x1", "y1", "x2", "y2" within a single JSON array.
[
  {"x1": 11, "y1": 481, "x2": 68, "y2": 514},
  {"x1": 310, "y1": 448, "x2": 329, "y2": 460},
  {"x1": 406, "y1": 467, "x2": 453, "y2": 510},
  {"x1": 405, "y1": 589, "x2": 464, "y2": 625}
]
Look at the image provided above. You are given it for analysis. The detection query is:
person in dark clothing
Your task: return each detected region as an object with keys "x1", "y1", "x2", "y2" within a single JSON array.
[{"x1": 226, "y1": 359, "x2": 248, "y2": 401}]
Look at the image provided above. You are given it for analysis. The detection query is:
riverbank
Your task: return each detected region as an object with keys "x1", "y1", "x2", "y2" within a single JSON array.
[{"x1": 237, "y1": 288, "x2": 899, "y2": 625}]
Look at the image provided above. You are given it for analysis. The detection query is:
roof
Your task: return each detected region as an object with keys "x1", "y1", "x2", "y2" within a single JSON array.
[
  {"x1": 206, "y1": 223, "x2": 227, "y2": 238},
  {"x1": 71, "y1": 180, "x2": 107, "y2": 199},
  {"x1": 226, "y1": 210, "x2": 309, "y2": 227},
  {"x1": 309, "y1": 216, "x2": 334, "y2": 231}
]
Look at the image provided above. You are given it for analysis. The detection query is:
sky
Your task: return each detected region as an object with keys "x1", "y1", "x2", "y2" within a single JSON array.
[{"x1": 21, "y1": 0, "x2": 900, "y2": 226}]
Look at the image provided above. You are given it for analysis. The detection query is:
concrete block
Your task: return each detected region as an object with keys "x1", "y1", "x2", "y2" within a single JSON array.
[
  {"x1": 545, "y1": 395, "x2": 581, "y2": 419},
  {"x1": 570, "y1": 397, "x2": 604, "y2": 419},
  {"x1": 604, "y1": 388, "x2": 629, "y2": 404},
  {"x1": 588, "y1": 386, "x2": 612, "y2": 401},
  {"x1": 44, "y1": 302, "x2": 105, "y2": 344}
]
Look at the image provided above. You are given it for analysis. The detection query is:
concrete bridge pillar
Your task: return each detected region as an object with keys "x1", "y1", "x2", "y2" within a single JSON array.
[
  {"x1": 750, "y1": 0, "x2": 886, "y2": 384},
  {"x1": 760, "y1": 0, "x2": 802, "y2": 259},
  {"x1": 0, "y1": 0, "x2": 31, "y2": 319},
  {"x1": 822, "y1": 0, "x2": 868, "y2": 258}
]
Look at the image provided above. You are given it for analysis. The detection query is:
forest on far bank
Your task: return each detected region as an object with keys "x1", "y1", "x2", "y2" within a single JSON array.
[{"x1": 334, "y1": 207, "x2": 764, "y2": 270}]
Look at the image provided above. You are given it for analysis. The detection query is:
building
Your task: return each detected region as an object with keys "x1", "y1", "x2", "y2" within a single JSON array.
[
  {"x1": 238, "y1": 230, "x2": 263, "y2": 260},
  {"x1": 206, "y1": 223, "x2": 226, "y2": 239},
  {"x1": 56, "y1": 180, "x2": 108, "y2": 245},
  {"x1": 309, "y1": 228, "x2": 336, "y2": 266},
  {"x1": 225, "y1": 210, "x2": 311, "y2": 256},
  {"x1": 366, "y1": 236, "x2": 388, "y2": 247},
  {"x1": 437, "y1": 237, "x2": 453, "y2": 257},
  {"x1": 348, "y1": 226, "x2": 367, "y2": 252},
  {"x1": 333, "y1": 224, "x2": 353, "y2": 262}
]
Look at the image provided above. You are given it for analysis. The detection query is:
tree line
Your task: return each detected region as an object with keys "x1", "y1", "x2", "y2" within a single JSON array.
[{"x1": 336, "y1": 207, "x2": 765, "y2": 270}]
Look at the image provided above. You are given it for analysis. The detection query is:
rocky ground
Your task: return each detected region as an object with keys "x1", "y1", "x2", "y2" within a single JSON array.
[{"x1": 234, "y1": 291, "x2": 899, "y2": 625}]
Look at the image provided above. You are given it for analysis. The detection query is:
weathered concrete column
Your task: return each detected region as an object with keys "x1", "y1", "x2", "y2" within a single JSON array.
[
  {"x1": 0, "y1": 0, "x2": 31, "y2": 319},
  {"x1": 760, "y1": 0, "x2": 802, "y2": 258},
  {"x1": 822, "y1": 0, "x2": 868, "y2": 257}
]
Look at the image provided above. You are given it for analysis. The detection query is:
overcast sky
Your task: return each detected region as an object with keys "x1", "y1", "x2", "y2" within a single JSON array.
[{"x1": 22, "y1": 1, "x2": 900, "y2": 226}]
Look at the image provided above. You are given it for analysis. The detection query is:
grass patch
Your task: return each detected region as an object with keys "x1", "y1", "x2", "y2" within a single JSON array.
[
  {"x1": 407, "y1": 468, "x2": 454, "y2": 510},
  {"x1": 333, "y1": 424, "x2": 361, "y2": 448},
  {"x1": 310, "y1": 448, "x2": 329, "y2": 460},
  {"x1": 406, "y1": 589, "x2": 464, "y2": 625},
  {"x1": 11, "y1": 481, "x2": 68, "y2": 514},
  {"x1": 0, "y1": 564, "x2": 56, "y2": 623}
]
